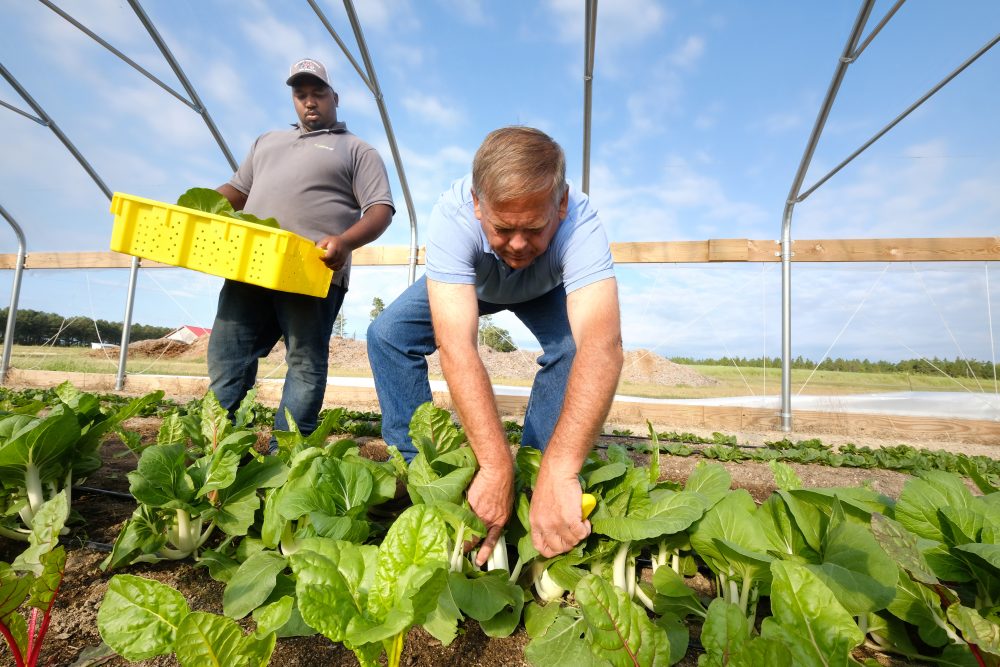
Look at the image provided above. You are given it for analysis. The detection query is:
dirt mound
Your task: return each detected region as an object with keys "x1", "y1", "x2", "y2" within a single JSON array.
[
  {"x1": 90, "y1": 337, "x2": 190, "y2": 359},
  {"x1": 255, "y1": 336, "x2": 714, "y2": 387},
  {"x1": 621, "y1": 349, "x2": 718, "y2": 387}
]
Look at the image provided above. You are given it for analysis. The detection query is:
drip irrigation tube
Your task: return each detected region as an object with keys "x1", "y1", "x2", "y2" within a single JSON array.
[{"x1": 72, "y1": 485, "x2": 134, "y2": 500}]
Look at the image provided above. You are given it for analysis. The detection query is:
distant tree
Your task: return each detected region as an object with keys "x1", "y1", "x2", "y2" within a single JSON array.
[
  {"x1": 333, "y1": 311, "x2": 346, "y2": 338},
  {"x1": 370, "y1": 296, "x2": 385, "y2": 322},
  {"x1": 0, "y1": 308, "x2": 170, "y2": 345},
  {"x1": 478, "y1": 315, "x2": 517, "y2": 353}
]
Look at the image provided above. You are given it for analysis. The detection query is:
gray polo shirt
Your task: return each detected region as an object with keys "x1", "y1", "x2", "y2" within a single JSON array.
[{"x1": 229, "y1": 121, "x2": 394, "y2": 289}]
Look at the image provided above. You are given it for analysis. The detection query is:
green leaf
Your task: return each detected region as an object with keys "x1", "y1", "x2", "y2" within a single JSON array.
[
  {"x1": 448, "y1": 570, "x2": 522, "y2": 623},
  {"x1": 223, "y1": 551, "x2": 288, "y2": 620},
  {"x1": 12, "y1": 490, "x2": 69, "y2": 576},
  {"x1": 128, "y1": 443, "x2": 196, "y2": 508},
  {"x1": 524, "y1": 606, "x2": 609, "y2": 667},
  {"x1": 807, "y1": 519, "x2": 898, "y2": 615},
  {"x1": 884, "y1": 569, "x2": 950, "y2": 647},
  {"x1": 650, "y1": 566, "x2": 706, "y2": 620},
  {"x1": 98, "y1": 574, "x2": 190, "y2": 660},
  {"x1": 157, "y1": 413, "x2": 187, "y2": 446},
  {"x1": 177, "y1": 187, "x2": 236, "y2": 215},
  {"x1": 697, "y1": 599, "x2": 751, "y2": 667},
  {"x1": 768, "y1": 460, "x2": 802, "y2": 491},
  {"x1": 690, "y1": 490, "x2": 771, "y2": 579},
  {"x1": 760, "y1": 561, "x2": 865, "y2": 666},
  {"x1": 291, "y1": 543, "x2": 377, "y2": 644},
  {"x1": 576, "y1": 573, "x2": 672, "y2": 667},
  {"x1": 895, "y1": 471, "x2": 974, "y2": 542},
  {"x1": 407, "y1": 402, "x2": 466, "y2": 460},
  {"x1": 592, "y1": 489, "x2": 704, "y2": 541},
  {"x1": 870, "y1": 513, "x2": 939, "y2": 585},
  {"x1": 369, "y1": 505, "x2": 450, "y2": 619},
  {"x1": 252, "y1": 596, "x2": 294, "y2": 638},
  {"x1": 946, "y1": 605, "x2": 1000, "y2": 657},
  {"x1": 175, "y1": 611, "x2": 276, "y2": 667}
]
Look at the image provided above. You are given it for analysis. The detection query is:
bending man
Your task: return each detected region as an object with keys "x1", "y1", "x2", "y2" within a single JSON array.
[{"x1": 368, "y1": 126, "x2": 622, "y2": 563}]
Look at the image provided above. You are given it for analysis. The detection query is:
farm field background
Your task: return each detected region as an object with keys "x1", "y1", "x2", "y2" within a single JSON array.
[{"x1": 5, "y1": 343, "x2": 993, "y2": 400}]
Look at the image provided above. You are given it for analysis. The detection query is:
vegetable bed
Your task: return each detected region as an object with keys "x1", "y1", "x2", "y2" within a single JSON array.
[{"x1": 0, "y1": 386, "x2": 997, "y2": 667}]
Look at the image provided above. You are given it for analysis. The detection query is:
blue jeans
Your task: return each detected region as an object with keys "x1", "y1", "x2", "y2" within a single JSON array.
[
  {"x1": 208, "y1": 279, "x2": 346, "y2": 436},
  {"x1": 367, "y1": 276, "x2": 575, "y2": 458}
]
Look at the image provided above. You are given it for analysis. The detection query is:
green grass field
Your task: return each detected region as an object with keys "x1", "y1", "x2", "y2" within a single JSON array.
[{"x1": 7, "y1": 345, "x2": 995, "y2": 399}]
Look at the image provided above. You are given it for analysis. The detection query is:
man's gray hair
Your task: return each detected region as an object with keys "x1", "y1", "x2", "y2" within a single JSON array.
[{"x1": 472, "y1": 126, "x2": 567, "y2": 206}]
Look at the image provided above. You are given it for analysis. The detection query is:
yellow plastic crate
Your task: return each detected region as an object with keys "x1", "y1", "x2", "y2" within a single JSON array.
[{"x1": 109, "y1": 192, "x2": 332, "y2": 297}]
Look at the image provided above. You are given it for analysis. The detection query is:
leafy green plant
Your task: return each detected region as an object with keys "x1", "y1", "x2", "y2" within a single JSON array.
[
  {"x1": 0, "y1": 384, "x2": 160, "y2": 540},
  {"x1": 103, "y1": 392, "x2": 286, "y2": 569},
  {"x1": 98, "y1": 574, "x2": 276, "y2": 665},
  {"x1": 290, "y1": 504, "x2": 451, "y2": 667},
  {"x1": 0, "y1": 491, "x2": 69, "y2": 667},
  {"x1": 177, "y1": 187, "x2": 280, "y2": 229}
]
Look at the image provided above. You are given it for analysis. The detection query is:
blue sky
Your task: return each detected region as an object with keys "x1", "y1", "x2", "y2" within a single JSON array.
[{"x1": 1, "y1": 0, "x2": 999, "y2": 366}]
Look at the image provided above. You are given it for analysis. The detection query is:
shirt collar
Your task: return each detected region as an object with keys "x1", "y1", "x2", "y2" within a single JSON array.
[{"x1": 292, "y1": 121, "x2": 348, "y2": 135}]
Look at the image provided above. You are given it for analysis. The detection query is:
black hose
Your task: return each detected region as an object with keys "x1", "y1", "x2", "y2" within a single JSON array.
[{"x1": 73, "y1": 485, "x2": 134, "y2": 500}]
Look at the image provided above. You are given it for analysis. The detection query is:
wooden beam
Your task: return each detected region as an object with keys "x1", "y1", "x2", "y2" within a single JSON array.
[{"x1": 3, "y1": 237, "x2": 999, "y2": 270}]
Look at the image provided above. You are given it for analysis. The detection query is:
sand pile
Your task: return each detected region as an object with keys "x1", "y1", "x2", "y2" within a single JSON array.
[
  {"x1": 119, "y1": 332, "x2": 718, "y2": 388},
  {"x1": 247, "y1": 336, "x2": 716, "y2": 387},
  {"x1": 94, "y1": 338, "x2": 190, "y2": 359}
]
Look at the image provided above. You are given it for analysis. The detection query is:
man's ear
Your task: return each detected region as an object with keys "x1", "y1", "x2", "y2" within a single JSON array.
[
  {"x1": 472, "y1": 189, "x2": 483, "y2": 221},
  {"x1": 558, "y1": 188, "x2": 569, "y2": 219}
]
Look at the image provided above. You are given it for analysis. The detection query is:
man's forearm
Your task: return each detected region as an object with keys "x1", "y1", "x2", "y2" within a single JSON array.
[
  {"x1": 341, "y1": 203, "x2": 394, "y2": 248},
  {"x1": 438, "y1": 343, "x2": 511, "y2": 469},
  {"x1": 542, "y1": 338, "x2": 624, "y2": 474}
]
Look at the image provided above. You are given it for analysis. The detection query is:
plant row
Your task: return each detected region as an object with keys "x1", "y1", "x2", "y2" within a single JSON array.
[{"x1": 1, "y1": 385, "x2": 998, "y2": 666}]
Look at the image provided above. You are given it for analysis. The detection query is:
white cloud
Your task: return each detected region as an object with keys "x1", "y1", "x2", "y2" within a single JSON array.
[
  {"x1": 545, "y1": 0, "x2": 670, "y2": 48},
  {"x1": 435, "y1": 0, "x2": 489, "y2": 25},
  {"x1": 400, "y1": 92, "x2": 465, "y2": 128},
  {"x1": 669, "y1": 35, "x2": 706, "y2": 68}
]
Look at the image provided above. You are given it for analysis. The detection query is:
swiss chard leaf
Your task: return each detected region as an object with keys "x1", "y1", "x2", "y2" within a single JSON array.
[
  {"x1": 576, "y1": 573, "x2": 672, "y2": 666},
  {"x1": 759, "y1": 561, "x2": 865, "y2": 666},
  {"x1": 98, "y1": 574, "x2": 190, "y2": 660}
]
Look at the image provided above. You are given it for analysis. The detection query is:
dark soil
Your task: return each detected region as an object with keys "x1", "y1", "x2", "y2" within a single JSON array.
[{"x1": 2, "y1": 417, "x2": 950, "y2": 666}]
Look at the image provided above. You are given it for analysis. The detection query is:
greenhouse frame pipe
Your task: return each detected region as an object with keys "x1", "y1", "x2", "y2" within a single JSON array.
[
  {"x1": 38, "y1": 0, "x2": 196, "y2": 110},
  {"x1": 0, "y1": 63, "x2": 140, "y2": 390},
  {"x1": 581, "y1": 0, "x2": 598, "y2": 195},
  {"x1": 779, "y1": 0, "x2": 876, "y2": 432},
  {"x1": 307, "y1": 0, "x2": 420, "y2": 285},
  {"x1": 0, "y1": 205, "x2": 26, "y2": 383},
  {"x1": 126, "y1": 0, "x2": 238, "y2": 172}
]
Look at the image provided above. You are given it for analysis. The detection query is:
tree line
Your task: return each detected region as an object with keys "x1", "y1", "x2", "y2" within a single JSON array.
[
  {"x1": 0, "y1": 308, "x2": 171, "y2": 346},
  {"x1": 669, "y1": 355, "x2": 998, "y2": 380}
]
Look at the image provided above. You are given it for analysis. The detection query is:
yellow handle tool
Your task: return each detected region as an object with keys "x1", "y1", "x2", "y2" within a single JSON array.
[{"x1": 581, "y1": 493, "x2": 597, "y2": 520}]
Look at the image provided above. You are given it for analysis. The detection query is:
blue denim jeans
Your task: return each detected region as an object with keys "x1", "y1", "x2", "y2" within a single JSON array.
[
  {"x1": 367, "y1": 276, "x2": 575, "y2": 458},
  {"x1": 207, "y1": 279, "x2": 346, "y2": 436}
]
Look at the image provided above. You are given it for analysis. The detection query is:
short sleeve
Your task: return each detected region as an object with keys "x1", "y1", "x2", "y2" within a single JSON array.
[
  {"x1": 425, "y1": 182, "x2": 480, "y2": 285},
  {"x1": 352, "y1": 145, "x2": 395, "y2": 214},
  {"x1": 558, "y1": 191, "x2": 615, "y2": 294},
  {"x1": 228, "y1": 136, "x2": 261, "y2": 195}
]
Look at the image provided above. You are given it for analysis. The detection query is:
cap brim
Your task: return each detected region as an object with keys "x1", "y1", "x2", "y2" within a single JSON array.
[{"x1": 287, "y1": 73, "x2": 329, "y2": 87}]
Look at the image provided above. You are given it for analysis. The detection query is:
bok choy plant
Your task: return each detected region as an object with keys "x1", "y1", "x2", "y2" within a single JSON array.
[
  {"x1": 103, "y1": 392, "x2": 286, "y2": 569},
  {"x1": 0, "y1": 384, "x2": 161, "y2": 540},
  {"x1": 0, "y1": 491, "x2": 69, "y2": 667},
  {"x1": 98, "y1": 574, "x2": 276, "y2": 665},
  {"x1": 290, "y1": 504, "x2": 451, "y2": 667}
]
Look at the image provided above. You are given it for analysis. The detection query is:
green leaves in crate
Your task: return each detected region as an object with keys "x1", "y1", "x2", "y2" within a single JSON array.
[{"x1": 178, "y1": 187, "x2": 280, "y2": 229}]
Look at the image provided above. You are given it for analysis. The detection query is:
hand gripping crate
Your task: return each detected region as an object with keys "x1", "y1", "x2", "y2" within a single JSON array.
[{"x1": 109, "y1": 192, "x2": 332, "y2": 297}]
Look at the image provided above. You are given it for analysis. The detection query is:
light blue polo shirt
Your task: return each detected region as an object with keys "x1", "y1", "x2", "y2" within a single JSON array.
[{"x1": 425, "y1": 175, "x2": 614, "y2": 304}]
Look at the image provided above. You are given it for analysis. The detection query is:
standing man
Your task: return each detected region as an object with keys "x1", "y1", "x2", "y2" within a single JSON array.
[
  {"x1": 209, "y1": 58, "x2": 394, "y2": 442},
  {"x1": 368, "y1": 126, "x2": 622, "y2": 564}
]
